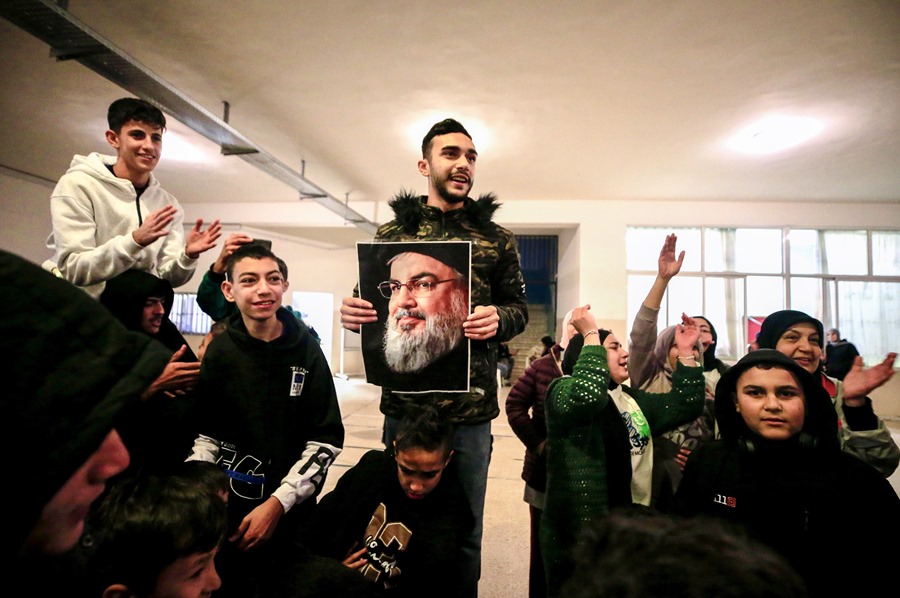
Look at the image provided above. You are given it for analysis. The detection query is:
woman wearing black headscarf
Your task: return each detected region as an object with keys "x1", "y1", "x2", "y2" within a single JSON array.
[
  {"x1": 540, "y1": 305, "x2": 706, "y2": 597},
  {"x1": 756, "y1": 309, "x2": 899, "y2": 477}
]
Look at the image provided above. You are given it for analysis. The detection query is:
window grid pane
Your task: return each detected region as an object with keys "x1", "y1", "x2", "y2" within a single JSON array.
[
  {"x1": 873, "y1": 231, "x2": 900, "y2": 276},
  {"x1": 626, "y1": 226, "x2": 898, "y2": 364},
  {"x1": 170, "y1": 293, "x2": 213, "y2": 335}
]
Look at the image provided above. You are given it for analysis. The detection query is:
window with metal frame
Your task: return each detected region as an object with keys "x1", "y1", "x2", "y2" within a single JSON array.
[{"x1": 626, "y1": 227, "x2": 900, "y2": 366}]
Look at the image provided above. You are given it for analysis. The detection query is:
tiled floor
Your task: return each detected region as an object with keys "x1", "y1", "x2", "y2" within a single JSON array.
[{"x1": 327, "y1": 375, "x2": 900, "y2": 598}]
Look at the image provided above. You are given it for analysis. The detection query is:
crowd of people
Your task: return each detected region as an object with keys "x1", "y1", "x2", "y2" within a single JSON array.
[
  {"x1": 508, "y1": 234, "x2": 898, "y2": 598},
  {"x1": 7, "y1": 97, "x2": 898, "y2": 598}
]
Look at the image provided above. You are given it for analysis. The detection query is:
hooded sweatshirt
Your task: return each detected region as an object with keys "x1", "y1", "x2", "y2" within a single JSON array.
[
  {"x1": 674, "y1": 349, "x2": 900, "y2": 597},
  {"x1": 99, "y1": 269, "x2": 201, "y2": 470},
  {"x1": 1, "y1": 250, "x2": 170, "y2": 559},
  {"x1": 189, "y1": 308, "x2": 344, "y2": 520},
  {"x1": 99, "y1": 269, "x2": 195, "y2": 358},
  {"x1": 49, "y1": 152, "x2": 197, "y2": 298}
]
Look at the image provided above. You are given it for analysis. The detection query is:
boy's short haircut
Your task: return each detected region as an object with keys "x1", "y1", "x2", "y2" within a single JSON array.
[
  {"x1": 421, "y1": 118, "x2": 472, "y2": 159},
  {"x1": 224, "y1": 243, "x2": 283, "y2": 281},
  {"x1": 88, "y1": 465, "x2": 228, "y2": 596},
  {"x1": 107, "y1": 97, "x2": 167, "y2": 132},
  {"x1": 562, "y1": 506, "x2": 808, "y2": 598},
  {"x1": 175, "y1": 460, "x2": 230, "y2": 498},
  {"x1": 394, "y1": 404, "x2": 454, "y2": 458},
  {"x1": 275, "y1": 256, "x2": 289, "y2": 281}
]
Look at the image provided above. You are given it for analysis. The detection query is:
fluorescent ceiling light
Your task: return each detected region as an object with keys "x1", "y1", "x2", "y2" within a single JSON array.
[
  {"x1": 405, "y1": 113, "x2": 492, "y2": 154},
  {"x1": 726, "y1": 115, "x2": 824, "y2": 155},
  {"x1": 162, "y1": 131, "x2": 215, "y2": 163}
]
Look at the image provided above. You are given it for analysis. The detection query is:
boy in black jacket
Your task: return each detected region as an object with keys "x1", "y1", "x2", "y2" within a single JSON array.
[
  {"x1": 674, "y1": 349, "x2": 899, "y2": 597},
  {"x1": 187, "y1": 243, "x2": 344, "y2": 597},
  {"x1": 100, "y1": 269, "x2": 202, "y2": 472},
  {"x1": 302, "y1": 405, "x2": 474, "y2": 597}
]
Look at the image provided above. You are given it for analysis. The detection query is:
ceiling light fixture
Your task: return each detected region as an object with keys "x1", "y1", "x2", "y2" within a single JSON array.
[
  {"x1": 160, "y1": 131, "x2": 215, "y2": 164},
  {"x1": 405, "y1": 113, "x2": 492, "y2": 154},
  {"x1": 726, "y1": 114, "x2": 824, "y2": 155}
]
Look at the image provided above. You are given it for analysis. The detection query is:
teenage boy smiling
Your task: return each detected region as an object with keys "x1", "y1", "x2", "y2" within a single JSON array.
[
  {"x1": 188, "y1": 243, "x2": 343, "y2": 598},
  {"x1": 48, "y1": 97, "x2": 221, "y2": 298}
]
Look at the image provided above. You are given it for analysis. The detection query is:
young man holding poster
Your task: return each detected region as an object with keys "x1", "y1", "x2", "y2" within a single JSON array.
[{"x1": 341, "y1": 118, "x2": 528, "y2": 597}]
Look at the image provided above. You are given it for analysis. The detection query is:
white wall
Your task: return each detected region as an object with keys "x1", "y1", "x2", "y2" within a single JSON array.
[{"x1": 0, "y1": 171, "x2": 56, "y2": 266}]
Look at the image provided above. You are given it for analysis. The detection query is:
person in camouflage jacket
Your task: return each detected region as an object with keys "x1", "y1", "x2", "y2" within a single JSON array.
[
  {"x1": 367, "y1": 189, "x2": 529, "y2": 422},
  {"x1": 341, "y1": 118, "x2": 528, "y2": 597}
]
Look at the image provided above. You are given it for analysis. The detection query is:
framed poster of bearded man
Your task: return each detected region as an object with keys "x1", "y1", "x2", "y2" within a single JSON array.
[{"x1": 357, "y1": 241, "x2": 471, "y2": 392}]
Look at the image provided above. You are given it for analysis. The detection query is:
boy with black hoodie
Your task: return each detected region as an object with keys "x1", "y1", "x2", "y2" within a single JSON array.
[
  {"x1": 187, "y1": 243, "x2": 344, "y2": 597},
  {"x1": 674, "y1": 349, "x2": 899, "y2": 597},
  {"x1": 301, "y1": 405, "x2": 473, "y2": 597},
  {"x1": 100, "y1": 269, "x2": 202, "y2": 472}
]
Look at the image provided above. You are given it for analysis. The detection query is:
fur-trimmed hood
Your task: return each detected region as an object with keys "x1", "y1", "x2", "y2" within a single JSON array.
[{"x1": 387, "y1": 190, "x2": 502, "y2": 235}]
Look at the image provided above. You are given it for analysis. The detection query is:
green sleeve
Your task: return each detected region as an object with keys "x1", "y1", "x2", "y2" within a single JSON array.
[
  {"x1": 632, "y1": 362, "x2": 706, "y2": 434},
  {"x1": 196, "y1": 268, "x2": 234, "y2": 321}
]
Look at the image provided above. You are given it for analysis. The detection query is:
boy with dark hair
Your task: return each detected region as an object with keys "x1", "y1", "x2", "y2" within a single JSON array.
[
  {"x1": 301, "y1": 405, "x2": 473, "y2": 597},
  {"x1": 187, "y1": 243, "x2": 344, "y2": 597},
  {"x1": 48, "y1": 97, "x2": 221, "y2": 299},
  {"x1": 196, "y1": 236, "x2": 321, "y2": 339},
  {"x1": 674, "y1": 349, "x2": 899, "y2": 597},
  {"x1": 87, "y1": 462, "x2": 229, "y2": 598},
  {"x1": 561, "y1": 506, "x2": 808, "y2": 598},
  {"x1": 100, "y1": 269, "x2": 203, "y2": 473}
]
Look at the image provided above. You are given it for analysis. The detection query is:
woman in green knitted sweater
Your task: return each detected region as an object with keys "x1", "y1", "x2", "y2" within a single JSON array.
[{"x1": 540, "y1": 304, "x2": 705, "y2": 597}]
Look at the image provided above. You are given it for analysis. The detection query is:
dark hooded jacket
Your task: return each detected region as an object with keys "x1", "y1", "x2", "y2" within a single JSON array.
[
  {"x1": 1, "y1": 250, "x2": 170, "y2": 560},
  {"x1": 361, "y1": 192, "x2": 529, "y2": 424},
  {"x1": 99, "y1": 269, "x2": 200, "y2": 471},
  {"x1": 674, "y1": 349, "x2": 900, "y2": 597},
  {"x1": 194, "y1": 307, "x2": 345, "y2": 523},
  {"x1": 99, "y1": 269, "x2": 196, "y2": 359}
]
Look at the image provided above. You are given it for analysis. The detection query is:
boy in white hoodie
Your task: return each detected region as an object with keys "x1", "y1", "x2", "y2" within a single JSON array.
[{"x1": 47, "y1": 97, "x2": 221, "y2": 298}]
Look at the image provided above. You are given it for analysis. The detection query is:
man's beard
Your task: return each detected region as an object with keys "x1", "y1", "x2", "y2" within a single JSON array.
[
  {"x1": 382, "y1": 290, "x2": 468, "y2": 374},
  {"x1": 433, "y1": 171, "x2": 471, "y2": 204}
]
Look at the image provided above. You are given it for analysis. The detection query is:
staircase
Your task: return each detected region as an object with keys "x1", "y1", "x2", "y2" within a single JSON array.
[{"x1": 505, "y1": 304, "x2": 555, "y2": 383}]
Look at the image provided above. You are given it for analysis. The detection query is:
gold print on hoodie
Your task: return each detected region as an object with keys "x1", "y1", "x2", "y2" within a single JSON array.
[{"x1": 360, "y1": 502, "x2": 412, "y2": 584}]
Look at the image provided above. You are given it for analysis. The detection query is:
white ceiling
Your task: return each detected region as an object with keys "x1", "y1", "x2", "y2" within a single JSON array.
[{"x1": 1, "y1": 0, "x2": 898, "y2": 247}]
